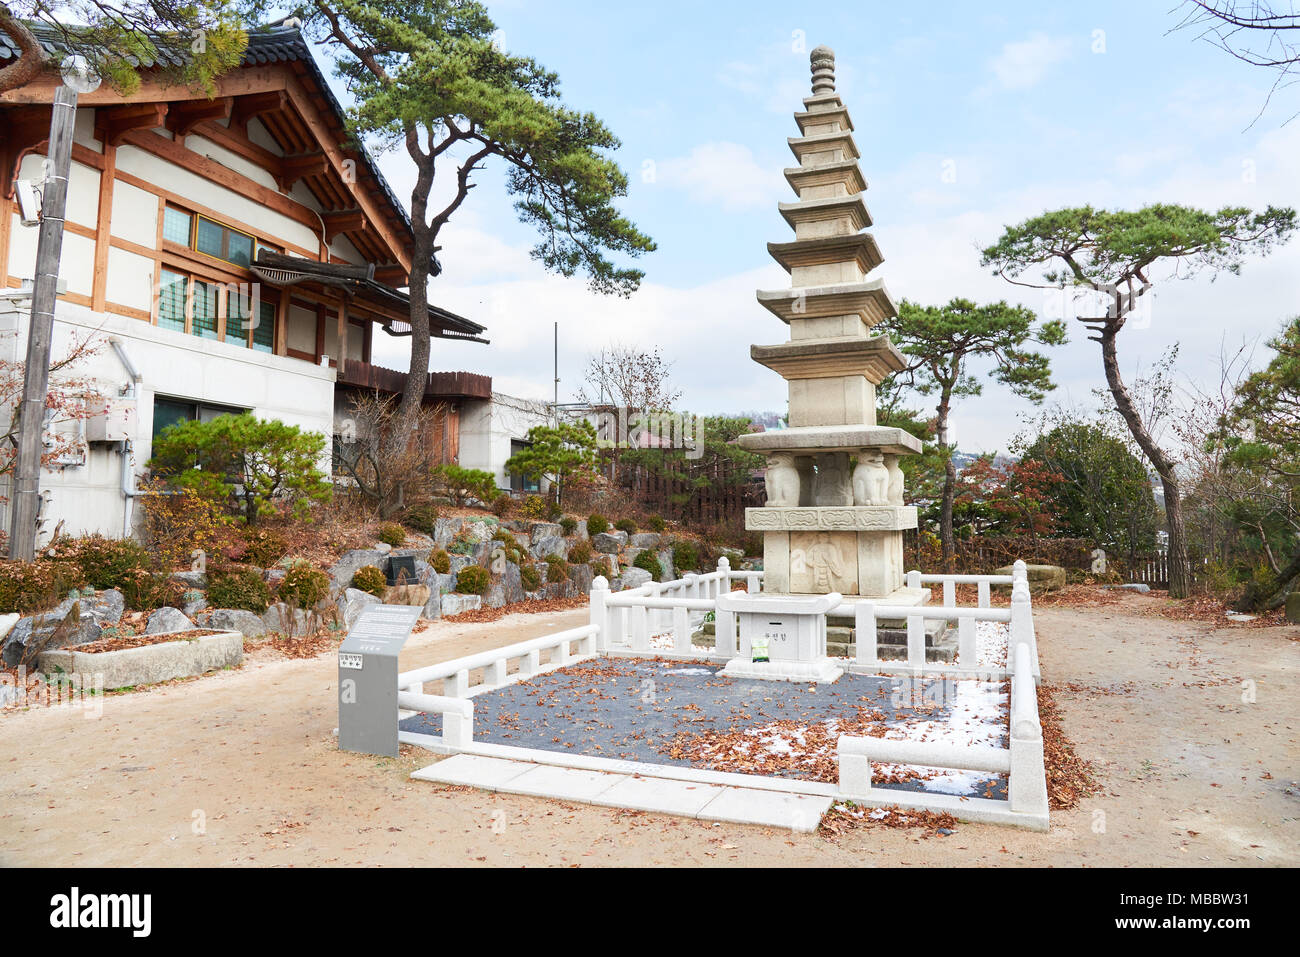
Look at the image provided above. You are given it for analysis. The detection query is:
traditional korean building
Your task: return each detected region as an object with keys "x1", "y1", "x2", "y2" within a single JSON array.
[{"x1": 0, "y1": 23, "x2": 543, "y2": 542}]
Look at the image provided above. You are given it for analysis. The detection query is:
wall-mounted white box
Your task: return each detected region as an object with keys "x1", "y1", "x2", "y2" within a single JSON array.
[{"x1": 85, "y1": 397, "x2": 137, "y2": 443}]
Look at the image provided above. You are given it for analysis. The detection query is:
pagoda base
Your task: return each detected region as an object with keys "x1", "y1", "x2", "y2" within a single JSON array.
[{"x1": 761, "y1": 527, "x2": 908, "y2": 597}]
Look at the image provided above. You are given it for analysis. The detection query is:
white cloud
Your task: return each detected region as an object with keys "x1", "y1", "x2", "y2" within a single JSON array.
[
  {"x1": 652, "y1": 142, "x2": 785, "y2": 211},
  {"x1": 987, "y1": 33, "x2": 1073, "y2": 91}
]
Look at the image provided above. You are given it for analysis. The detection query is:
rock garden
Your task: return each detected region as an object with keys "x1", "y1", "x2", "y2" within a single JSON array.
[{"x1": 0, "y1": 483, "x2": 761, "y2": 696}]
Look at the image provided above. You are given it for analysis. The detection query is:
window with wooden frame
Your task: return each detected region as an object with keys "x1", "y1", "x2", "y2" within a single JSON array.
[
  {"x1": 162, "y1": 204, "x2": 276, "y2": 269},
  {"x1": 155, "y1": 268, "x2": 278, "y2": 352},
  {"x1": 225, "y1": 287, "x2": 279, "y2": 353}
]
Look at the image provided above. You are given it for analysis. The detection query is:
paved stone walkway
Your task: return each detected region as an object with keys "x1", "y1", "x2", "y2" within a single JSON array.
[{"x1": 413, "y1": 754, "x2": 834, "y2": 831}]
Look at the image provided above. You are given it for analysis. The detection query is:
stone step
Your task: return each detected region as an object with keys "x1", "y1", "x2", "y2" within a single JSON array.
[
  {"x1": 412, "y1": 755, "x2": 832, "y2": 831},
  {"x1": 690, "y1": 620, "x2": 957, "y2": 663}
]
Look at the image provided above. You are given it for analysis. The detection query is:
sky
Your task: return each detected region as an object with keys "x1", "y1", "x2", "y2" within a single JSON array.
[{"x1": 345, "y1": 0, "x2": 1300, "y2": 454}]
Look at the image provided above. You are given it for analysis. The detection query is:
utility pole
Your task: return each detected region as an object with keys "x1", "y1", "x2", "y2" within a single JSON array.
[
  {"x1": 552, "y1": 321, "x2": 559, "y2": 427},
  {"x1": 9, "y1": 59, "x2": 100, "y2": 560}
]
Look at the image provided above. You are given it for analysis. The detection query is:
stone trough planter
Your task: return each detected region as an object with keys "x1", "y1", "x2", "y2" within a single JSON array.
[{"x1": 37, "y1": 630, "x2": 243, "y2": 690}]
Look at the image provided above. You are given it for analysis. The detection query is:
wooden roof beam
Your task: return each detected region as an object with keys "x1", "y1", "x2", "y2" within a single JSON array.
[
  {"x1": 230, "y1": 90, "x2": 288, "y2": 134},
  {"x1": 1, "y1": 106, "x2": 52, "y2": 198},
  {"x1": 166, "y1": 97, "x2": 232, "y2": 137},
  {"x1": 95, "y1": 103, "x2": 169, "y2": 146},
  {"x1": 372, "y1": 265, "x2": 410, "y2": 287},
  {"x1": 321, "y1": 208, "x2": 366, "y2": 242},
  {"x1": 276, "y1": 151, "x2": 330, "y2": 193}
]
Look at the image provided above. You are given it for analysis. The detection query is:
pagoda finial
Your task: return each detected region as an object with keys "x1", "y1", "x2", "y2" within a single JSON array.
[{"x1": 810, "y1": 45, "x2": 835, "y2": 94}]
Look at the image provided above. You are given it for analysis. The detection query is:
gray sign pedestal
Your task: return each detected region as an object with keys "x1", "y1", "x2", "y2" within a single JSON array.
[{"x1": 338, "y1": 604, "x2": 422, "y2": 757}]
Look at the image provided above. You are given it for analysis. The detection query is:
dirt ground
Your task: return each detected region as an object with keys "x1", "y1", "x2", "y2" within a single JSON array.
[{"x1": 0, "y1": 594, "x2": 1295, "y2": 867}]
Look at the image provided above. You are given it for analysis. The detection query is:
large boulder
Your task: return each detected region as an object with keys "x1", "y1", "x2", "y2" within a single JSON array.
[
  {"x1": 994, "y1": 563, "x2": 1066, "y2": 592},
  {"x1": 591, "y1": 530, "x2": 628, "y2": 553},
  {"x1": 168, "y1": 569, "x2": 208, "y2": 589},
  {"x1": 421, "y1": 594, "x2": 442, "y2": 620},
  {"x1": 415, "y1": 562, "x2": 454, "y2": 596},
  {"x1": 529, "y1": 534, "x2": 567, "y2": 560},
  {"x1": 484, "y1": 562, "x2": 526, "y2": 609},
  {"x1": 440, "y1": 593, "x2": 482, "y2": 617},
  {"x1": 432, "y1": 517, "x2": 463, "y2": 546},
  {"x1": 384, "y1": 583, "x2": 431, "y2": 609},
  {"x1": 328, "y1": 549, "x2": 388, "y2": 591},
  {"x1": 629, "y1": 532, "x2": 662, "y2": 550},
  {"x1": 181, "y1": 592, "x2": 208, "y2": 619},
  {"x1": 336, "y1": 588, "x2": 381, "y2": 629},
  {"x1": 1, "y1": 605, "x2": 101, "y2": 667},
  {"x1": 145, "y1": 607, "x2": 198, "y2": 635},
  {"x1": 529, "y1": 522, "x2": 563, "y2": 541},
  {"x1": 657, "y1": 549, "x2": 676, "y2": 582},
  {"x1": 79, "y1": 590, "x2": 125, "y2": 625},
  {"x1": 568, "y1": 562, "x2": 595, "y2": 596},
  {"x1": 621, "y1": 567, "x2": 653, "y2": 590},
  {"x1": 0, "y1": 589, "x2": 126, "y2": 667},
  {"x1": 391, "y1": 547, "x2": 431, "y2": 563},
  {"x1": 207, "y1": 608, "x2": 268, "y2": 637},
  {"x1": 262, "y1": 602, "x2": 313, "y2": 637},
  {"x1": 1286, "y1": 591, "x2": 1300, "y2": 624}
]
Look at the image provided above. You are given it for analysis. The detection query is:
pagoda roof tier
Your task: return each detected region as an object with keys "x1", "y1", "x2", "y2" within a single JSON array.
[
  {"x1": 738, "y1": 424, "x2": 923, "y2": 456},
  {"x1": 802, "y1": 91, "x2": 845, "y2": 112},
  {"x1": 784, "y1": 159, "x2": 866, "y2": 196},
  {"x1": 778, "y1": 195, "x2": 872, "y2": 233},
  {"x1": 767, "y1": 233, "x2": 884, "y2": 275},
  {"x1": 750, "y1": 334, "x2": 905, "y2": 385},
  {"x1": 756, "y1": 279, "x2": 898, "y2": 326},
  {"x1": 787, "y1": 130, "x2": 860, "y2": 164},
  {"x1": 794, "y1": 104, "x2": 854, "y2": 135}
]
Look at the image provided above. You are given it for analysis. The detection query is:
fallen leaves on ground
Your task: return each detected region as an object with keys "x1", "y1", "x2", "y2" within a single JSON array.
[
  {"x1": 70, "y1": 629, "x2": 224, "y2": 654},
  {"x1": 443, "y1": 595, "x2": 590, "y2": 623},
  {"x1": 1037, "y1": 682, "x2": 1101, "y2": 811},
  {"x1": 819, "y1": 802, "x2": 958, "y2": 837},
  {"x1": 249, "y1": 628, "x2": 341, "y2": 660}
]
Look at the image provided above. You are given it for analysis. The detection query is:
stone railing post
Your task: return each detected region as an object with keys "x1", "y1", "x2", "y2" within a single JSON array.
[
  {"x1": 589, "y1": 575, "x2": 609, "y2": 652},
  {"x1": 958, "y1": 615, "x2": 976, "y2": 669},
  {"x1": 1009, "y1": 643, "x2": 1048, "y2": 820},
  {"x1": 1010, "y1": 580, "x2": 1033, "y2": 670},
  {"x1": 854, "y1": 601, "x2": 877, "y2": 666}
]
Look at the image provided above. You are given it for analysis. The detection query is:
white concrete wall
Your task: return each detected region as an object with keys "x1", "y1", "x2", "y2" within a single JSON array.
[
  {"x1": 0, "y1": 299, "x2": 336, "y2": 543},
  {"x1": 458, "y1": 392, "x2": 553, "y2": 492},
  {"x1": 0, "y1": 105, "x2": 395, "y2": 543}
]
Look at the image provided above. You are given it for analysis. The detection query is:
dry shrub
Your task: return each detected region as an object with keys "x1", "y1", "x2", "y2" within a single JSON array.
[
  {"x1": 138, "y1": 477, "x2": 235, "y2": 572},
  {"x1": 334, "y1": 393, "x2": 449, "y2": 519}
]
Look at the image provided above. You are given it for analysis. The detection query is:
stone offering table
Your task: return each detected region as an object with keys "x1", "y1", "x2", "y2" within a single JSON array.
[
  {"x1": 740, "y1": 45, "x2": 925, "y2": 607},
  {"x1": 717, "y1": 590, "x2": 844, "y2": 684}
]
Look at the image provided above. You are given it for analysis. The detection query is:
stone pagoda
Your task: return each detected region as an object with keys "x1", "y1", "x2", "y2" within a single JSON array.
[{"x1": 740, "y1": 45, "x2": 924, "y2": 606}]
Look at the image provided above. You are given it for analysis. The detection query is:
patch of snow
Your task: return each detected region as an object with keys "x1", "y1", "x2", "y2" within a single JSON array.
[
  {"x1": 665, "y1": 667, "x2": 712, "y2": 676},
  {"x1": 976, "y1": 620, "x2": 1009, "y2": 668}
]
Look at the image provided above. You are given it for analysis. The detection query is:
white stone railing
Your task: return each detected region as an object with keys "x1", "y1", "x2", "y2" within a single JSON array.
[
  {"x1": 593, "y1": 557, "x2": 760, "y2": 655},
  {"x1": 836, "y1": 623, "x2": 1048, "y2": 830},
  {"x1": 395, "y1": 624, "x2": 600, "y2": 748},
  {"x1": 906, "y1": 569, "x2": 1016, "y2": 608},
  {"x1": 395, "y1": 556, "x2": 1048, "y2": 829},
  {"x1": 834, "y1": 561, "x2": 1035, "y2": 675}
]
